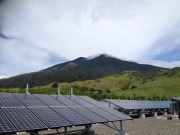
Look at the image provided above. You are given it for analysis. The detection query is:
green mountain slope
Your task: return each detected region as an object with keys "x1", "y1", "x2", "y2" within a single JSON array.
[
  {"x1": 1, "y1": 68, "x2": 180, "y2": 100},
  {"x1": 58, "y1": 67, "x2": 180, "y2": 99},
  {"x1": 0, "y1": 54, "x2": 162, "y2": 88}
]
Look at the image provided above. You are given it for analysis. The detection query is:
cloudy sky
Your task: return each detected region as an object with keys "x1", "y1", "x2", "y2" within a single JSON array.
[{"x1": 1, "y1": 0, "x2": 180, "y2": 78}]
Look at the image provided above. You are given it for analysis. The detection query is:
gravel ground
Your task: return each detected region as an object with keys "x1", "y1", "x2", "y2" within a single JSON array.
[
  {"x1": 23, "y1": 116, "x2": 180, "y2": 135},
  {"x1": 92, "y1": 117, "x2": 180, "y2": 135}
]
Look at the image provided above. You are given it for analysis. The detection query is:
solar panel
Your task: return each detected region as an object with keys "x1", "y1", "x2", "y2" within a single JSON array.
[
  {"x1": 65, "y1": 95, "x2": 94, "y2": 107},
  {"x1": 78, "y1": 96, "x2": 108, "y2": 107},
  {"x1": 0, "y1": 93, "x2": 15, "y2": 98},
  {"x1": 108, "y1": 100, "x2": 141, "y2": 109},
  {"x1": 13, "y1": 93, "x2": 46, "y2": 107},
  {"x1": 99, "y1": 106, "x2": 132, "y2": 120},
  {"x1": 78, "y1": 96, "x2": 132, "y2": 120},
  {"x1": 76, "y1": 96, "x2": 132, "y2": 120},
  {"x1": 0, "y1": 93, "x2": 24, "y2": 107},
  {"x1": 51, "y1": 107, "x2": 92, "y2": 125},
  {"x1": 67, "y1": 95, "x2": 131, "y2": 121},
  {"x1": 2, "y1": 108, "x2": 47, "y2": 131},
  {"x1": 30, "y1": 107, "x2": 72, "y2": 128},
  {"x1": 151, "y1": 101, "x2": 170, "y2": 108},
  {"x1": 86, "y1": 106, "x2": 121, "y2": 122},
  {"x1": 33, "y1": 94, "x2": 65, "y2": 107},
  {"x1": 0, "y1": 109, "x2": 17, "y2": 134},
  {"x1": 70, "y1": 107, "x2": 107, "y2": 123},
  {"x1": 105, "y1": 99, "x2": 171, "y2": 110},
  {"x1": 51, "y1": 95, "x2": 81, "y2": 107}
]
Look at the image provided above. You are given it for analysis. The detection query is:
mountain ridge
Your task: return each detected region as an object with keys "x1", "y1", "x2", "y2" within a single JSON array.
[{"x1": 0, "y1": 54, "x2": 163, "y2": 88}]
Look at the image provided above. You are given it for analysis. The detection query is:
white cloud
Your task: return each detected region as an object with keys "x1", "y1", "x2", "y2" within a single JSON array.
[
  {"x1": 1, "y1": 0, "x2": 180, "y2": 77},
  {"x1": 0, "y1": 38, "x2": 66, "y2": 77},
  {"x1": 0, "y1": 75, "x2": 8, "y2": 79},
  {"x1": 135, "y1": 60, "x2": 180, "y2": 69}
]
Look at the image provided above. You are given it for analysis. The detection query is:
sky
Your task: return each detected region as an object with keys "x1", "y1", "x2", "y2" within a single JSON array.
[{"x1": 0, "y1": 0, "x2": 180, "y2": 79}]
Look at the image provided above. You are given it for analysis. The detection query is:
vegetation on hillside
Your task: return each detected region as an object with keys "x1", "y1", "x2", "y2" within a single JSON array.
[{"x1": 1, "y1": 67, "x2": 180, "y2": 100}]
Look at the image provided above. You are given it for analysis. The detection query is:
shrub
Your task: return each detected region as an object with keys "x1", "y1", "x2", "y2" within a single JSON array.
[
  {"x1": 131, "y1": 85, "x2": 137, "y2": 89},
  {"x1": 51, "y1": 82, "x2": 58, "y2": 88}
]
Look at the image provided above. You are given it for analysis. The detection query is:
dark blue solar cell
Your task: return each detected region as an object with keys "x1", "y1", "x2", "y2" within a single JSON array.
[
  {"x1": 65, "y1": 95, "x2": 93, "y2": 107},
  {"x1": 51, "y1": 95, "x2": 80, "y2": 107},
  {"x1": 78, "y1": 96, "x2": 108, "y2": 106},
  {"x1": 33, "y1": 94, "x2": 65, "y2": 107},
  {"x1": 2, "y1": 108, "x2": 47, "y2": 131},
  {"x1": 85, "y1": 106, "x2": 121, "y2": 122},
  {"x1": 30, "y1": 107, "x2": 72, "y2": 128},
  {"x1": 70, "y1": 107, "x2": 107, "y2": 123},
  {"x1": 13, "y1": 93, "x2": 46, "y2": 107},
  {"x1": 99, "y1": 106, "x2": 132, "y2": 120},
  {"x1": 51, "y1": 107, "x2": 91, "y2": 125},
  {"x1": 0, "y1": 93, "x2": 24, "y2": 107},
  {"x1": 0, "y1": 109, "x2": 17, "y2": 134}
]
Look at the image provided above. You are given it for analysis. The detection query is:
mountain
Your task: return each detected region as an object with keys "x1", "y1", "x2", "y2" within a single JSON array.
[{"x1": 0, "y1": 54, "x2": 163, "y2": 88}]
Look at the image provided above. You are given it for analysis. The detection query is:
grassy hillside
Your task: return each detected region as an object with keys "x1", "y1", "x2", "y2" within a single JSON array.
[
  {"x1": 1, "y1": 68, "x2": 180, "y2": 100},
  {"x1": 58, "y1": 68, "x2": 180, "y2": 100}
]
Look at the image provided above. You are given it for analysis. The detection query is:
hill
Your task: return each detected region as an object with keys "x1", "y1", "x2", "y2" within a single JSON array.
[
  {"x1": 55, "y1": 67, "x2": 180, "y2": 99},
  {"x1": 0, "y1": 54, "x2": 162, "y2": 88},
  {"x1": 1, "y1": 67, "x2": 180, "y2": 100}
]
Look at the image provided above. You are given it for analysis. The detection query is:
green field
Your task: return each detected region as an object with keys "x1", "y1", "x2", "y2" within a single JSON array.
[{"x1": 1, "y1": 68, "x2": 180, "y2": 100}]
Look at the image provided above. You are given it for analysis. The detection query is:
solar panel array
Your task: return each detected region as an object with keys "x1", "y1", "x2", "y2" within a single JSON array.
[
  {"x1": 0, "y1": 93, "x2": 132, "y2": 134},
  {"x1": 69, "y1": 95, "x2": 132, "y2": 121},
  {"x1": 105, "y1": 99, "x2": 171, "y2": 110}
]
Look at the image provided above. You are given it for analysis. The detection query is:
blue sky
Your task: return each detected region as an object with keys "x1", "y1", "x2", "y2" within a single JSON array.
[{"x1": 0, "y1": 0, "x2": 180, "y2": 78}]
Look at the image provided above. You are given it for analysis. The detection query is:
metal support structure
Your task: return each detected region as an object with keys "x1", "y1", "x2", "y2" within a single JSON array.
[
  {"x1": 69, "y1": 87, "x2": 73, "y2": 98},
  {"x1": 78, "y1": 125, "x2": 92, "y2": 135},
  {"x1": 172, "y1": 101, "x2": 176, "y2": 115},
  {"x1": 44, "y1": 125, "x2": 93, "y2": 135},
  {"x1": 64, "y1": 127, "x2": 67, "y2": 135},
  {"x1": 103, "y1": 123, "x2": 118, "y2": 131},
  {"x1": 58, "y1": 87, "x2": 60, "y2": 95},
  {"x1": 16, "y1": 88, "x2": 19, "y2": 93},
  {"x1": 56, "y1": 129, "x2": 60, "y2": 135},
  {"x1": 70, "y1": 87, "x2": 73, "y2": 95},
  {"x1": 28, "y1": 131, "x2": 39, "y2": 135},
  {"x1": 26, "y1": 84, "x2": 29, "y2": 94},
  {"x1": 56, "y1": 87, "x2": 61, "y2": 99},
  {"x1": 103, "y1": 121, "x2": 124, "y2": 134},
  {"x1": 120, "y1": 121, "x2": 122, "y2": 131},
  {"x1": 24, "y1": 84, "x2": 30, "y2": 98}
]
